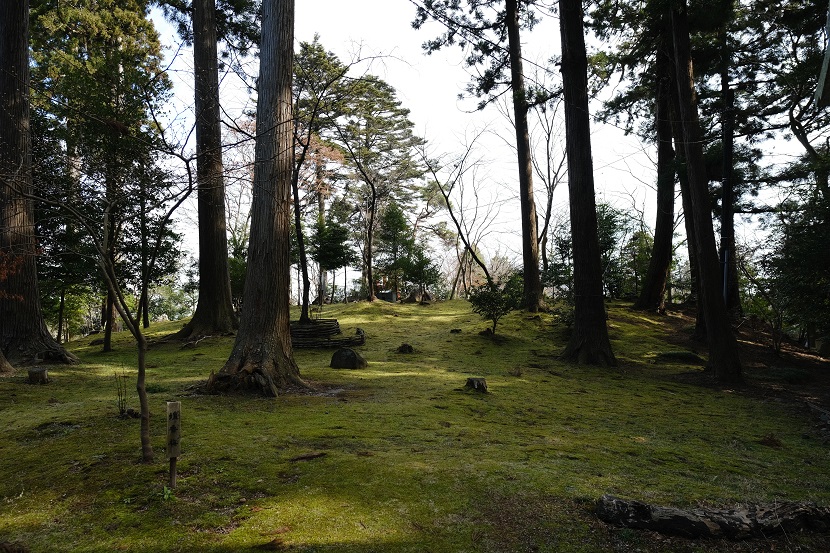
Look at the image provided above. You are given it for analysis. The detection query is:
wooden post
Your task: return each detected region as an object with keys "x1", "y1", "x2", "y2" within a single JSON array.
[{"x1": 166, "y1": 401, "x2": 181, "y2": 488}]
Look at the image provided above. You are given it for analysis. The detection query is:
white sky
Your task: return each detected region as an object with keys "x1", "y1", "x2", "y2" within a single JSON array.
[{"x1": 154, "y1": 1, "x2": 658, "y2": 274}]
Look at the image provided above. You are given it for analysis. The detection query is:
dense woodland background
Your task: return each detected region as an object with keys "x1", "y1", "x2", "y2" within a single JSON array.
[
  {"x1": 1, "y1": 1, "x2": 829, "y2": 401},
  {"x1": 2, "y1": 1, "x2": 830, "y2": 550}
]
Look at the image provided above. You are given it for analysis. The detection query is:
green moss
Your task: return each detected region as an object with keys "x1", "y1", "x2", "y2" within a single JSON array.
[{"x1": 1, "y1": 300, "x2": 828, "y2": 552}]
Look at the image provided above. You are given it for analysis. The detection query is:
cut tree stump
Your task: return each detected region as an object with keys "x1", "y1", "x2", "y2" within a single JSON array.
[
  {"x1": 596, "y1": 494, "x2": 830, "y2": 539},
  {"x1": 465, "y1": 377, "x2": 488, "y2": 393},
  {"x1": 27, "y1": 367, "x2": 49, "y2": 385}
]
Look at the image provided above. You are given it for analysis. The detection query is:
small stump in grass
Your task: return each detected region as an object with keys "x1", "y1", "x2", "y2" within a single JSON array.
[
  {"x1": 397, "y1": 343, "x2": 414, "y2": 354},
  {"x1": 465, "y1": 377, "x2": 488, "y2": 393},
  {"x1": 330, "y1": 348, "x2": 367, "y2": 369},
  {"x1": 27, "y1": 367, "x2": 49, "y2": 385}
]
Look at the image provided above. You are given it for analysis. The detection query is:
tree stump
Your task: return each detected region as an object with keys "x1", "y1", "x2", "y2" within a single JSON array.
[
  {"x1": 27, "y1": 367, "x2": 49, "y2": 384},
  {"x1": 596, "y1": 494, "x2": 830, "y2": 539},
  {"x1": 397, "y1": 343, "x2": 414, "y2": 354},
  {"x1": 465, "y1": 377, "x2": 488, "y2": 393}
]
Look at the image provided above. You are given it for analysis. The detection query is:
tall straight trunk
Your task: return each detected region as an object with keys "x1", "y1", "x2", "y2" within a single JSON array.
[
  {"x1": 103, "y1": 289, "x2": 115, "y2": 351},
  {"x1": 291, "y1": 171, "x2": 312, "y2": 322},
  {"x1": 719, "y1": 40, "x2": 741, "y2": 317},
  {"x1": 366, "y1": 187, "x2": 377, "y2": 301},
  {"x1": 176, "y1": 0, "x2": 237, "y2": 339},
  {"x1": 56, "y1": 288, "x2": 66, "y2": 343},
  {"x1": 635, "y1": 25, "x2": 676, "y2": 312},
  {"x1": 558, "y1": 0, "x2": 616, "y2": 366},
  {"x1": 209, "y1": 0, "x2": 305, "y2": 396},
  {"x1": 669, "y1": 85, "x2": 705, "y2": 336},
  {"x1": 670, "y1": 0, "x2": 742, "y2": 383},
  {"x1": 0, "y1": 0, "x2": 73, "y2": 364},
  {"x1": 506, "y1": 0, "x2": 543, "y2": 311}
]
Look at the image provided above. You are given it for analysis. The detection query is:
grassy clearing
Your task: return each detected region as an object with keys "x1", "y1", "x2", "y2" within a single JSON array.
[{"x1": 1, "y1": 300, "x2": 828, "y2": 552}]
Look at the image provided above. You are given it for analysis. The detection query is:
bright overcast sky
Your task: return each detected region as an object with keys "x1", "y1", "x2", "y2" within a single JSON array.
[{"x1": 154, "y1": 1, "x2": 657, "y2": 265}]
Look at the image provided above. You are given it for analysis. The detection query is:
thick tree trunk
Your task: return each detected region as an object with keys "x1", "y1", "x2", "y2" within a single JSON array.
[
  {"x1": 175, "y1": 0, "x2": 237, "y2": 340},
  {"x1": 506, "y1": 0, "x2": 543, "y2": 311},
  {"x1": 558, "y1": 0, "x2": 616, "y2": 366},
  {"x1": 0, "y1": 0, "x2": 74, "y2": 365},
  {"x1": 635, "y1": 28, "x2": 675, "y2": 312},
  {"x1": 208, "y1": 0, "x2": 305, "y2": 396},
  {"x1": 670, "y1": 0, "x2": 741, "y2": 383}
]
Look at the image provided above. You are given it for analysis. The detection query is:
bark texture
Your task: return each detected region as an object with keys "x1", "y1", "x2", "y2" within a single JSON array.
[
  {"x1": 506, "y1": 0, "x2": 543, "y2": 312},
  {"x1": 0, "y1": 0, "x2": 74, "y2": 365},
  {"x1": 175, "y1": 0, "x2": 237, "y2": 339},
  {"x1": 597, "y1": 494, "x2": 830, "y2": 539},
  {"x1": 208, "y1": 0, "x2": 304, "y2": 396},
  {"x1": 635, "y1": 23, "x2": 675, "y2": 312},
  {"x1": 558, "y1": 0, "x2": 616, "y2": 366},
  {"x1": 670, "y1": 0, "x2": 742, "y2": 382},
  {"x1": 0, "y1": 348, "x2": 13, "y2": 373}
]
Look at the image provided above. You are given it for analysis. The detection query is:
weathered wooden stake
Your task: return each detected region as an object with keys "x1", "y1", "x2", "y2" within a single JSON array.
[{"x1": 166, "y1": 401, "x2": 181, "y2": 488}]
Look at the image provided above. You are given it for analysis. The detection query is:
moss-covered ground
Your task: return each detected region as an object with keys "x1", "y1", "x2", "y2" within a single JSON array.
[{"x1": 1, "y1": 300, "x2": 828, "y2": 552}]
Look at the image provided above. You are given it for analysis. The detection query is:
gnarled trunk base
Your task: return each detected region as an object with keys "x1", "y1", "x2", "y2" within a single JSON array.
[
  {"x1": 207, "y1": 346, "x2": 307, "y2": 397},
  {"x1": 171, "y1": 314, "x2": 236, "y2": 342},
  {"x1": 3, "y1": 334, "x2": 77, "y2": 366}
]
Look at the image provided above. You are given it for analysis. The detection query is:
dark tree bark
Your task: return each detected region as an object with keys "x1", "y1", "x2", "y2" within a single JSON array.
[
  {"x1": 175, "y1": 0, "x2": 237, "y2": 340},
  {"x1": 365, "y1": 186, "x2": 378, "y2": 302},
  {"x1": 635, "y1": 25, "x2": 676, "y2": 312},
  {"x1": 670, "y1": 0, "x2": 742, "y2": 383},
  {"x1": 506, "y1": 0, "x2": 543, "y2": 312},
  {"x1": 719, "y1": 40, "x2": 741, "y2": 317},
  {"x1": 103, "y1": 289, "x2": 115, "y2": 351},
  {"x1": 0, "y1": 347, "x2": 12, "y2": 373},
  {"x1": 0, "y1": 0, "x2": 74, "y2": 365},
  {"x1": 558, "y1": 0, "x2": 616, "y2": 366},
  {"x1": 291, "y1": 170, "x2": 312, "y2": 322},
  {"x1": 208, "y1": 0, "x2": 305, "y2": 396}
]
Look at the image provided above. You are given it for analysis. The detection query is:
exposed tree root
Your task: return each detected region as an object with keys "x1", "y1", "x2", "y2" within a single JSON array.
[{"x1": 596, "y1": 494, "x2": 830, "y2": 539}]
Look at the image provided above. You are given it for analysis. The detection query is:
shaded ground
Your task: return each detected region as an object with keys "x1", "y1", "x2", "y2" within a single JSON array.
[{"x1": 655, "y1": 305, "x2": 830, "y2": 413}]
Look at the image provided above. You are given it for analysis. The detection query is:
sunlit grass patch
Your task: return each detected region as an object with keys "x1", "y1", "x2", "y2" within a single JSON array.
[{"x1": 1, "y1": 300, "x2": 828, "y2": 551}]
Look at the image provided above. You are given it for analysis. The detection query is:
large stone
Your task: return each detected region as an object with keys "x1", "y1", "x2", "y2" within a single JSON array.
[{"x1": 330, "y1": 348, "x2": 367, "y2": 369}]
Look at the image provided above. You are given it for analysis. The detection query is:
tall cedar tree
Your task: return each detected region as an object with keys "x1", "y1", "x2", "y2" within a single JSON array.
[
  {"x1": 292, "y1": 40, "x2": 350, "y2": 321},
  {"x1": 335, "y1": 77, "x2": 423, "y2": 302},
  {"x1": 413, "y1": 0, "x2": 543, "y2": 311},
  {"x1": 208, "y1": 0, "x2": 305, "y2": 396},
  {"x1": 173, "y1": 0, "x2": 237, "y2": 339},
  {"x1": 0, "y1": 0, "x2": 74, "y2": 365},
  {"x1": 670, "y1": 0, "x2": 742, "y2": 382},
  {"x1": 634, "y1": 13, "x2": 676, "y2": 312},
  {"x1": 558, "y1": 0, "x2": 616, "y2": 365}
]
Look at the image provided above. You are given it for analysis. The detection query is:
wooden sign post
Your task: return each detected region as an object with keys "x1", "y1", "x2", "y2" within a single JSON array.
[{"x1": 166, "y1": 401, "x2": 181, "y2": 488}]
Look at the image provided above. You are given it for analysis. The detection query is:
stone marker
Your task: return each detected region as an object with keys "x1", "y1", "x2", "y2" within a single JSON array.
[{"x1": 330, "y1": 348, "x2": 367, "y2": 369}]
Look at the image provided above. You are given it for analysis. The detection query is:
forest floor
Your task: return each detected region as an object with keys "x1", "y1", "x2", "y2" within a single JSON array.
[{"x1": 1, "y1": 299, "x2": 829, "y2": 553}]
